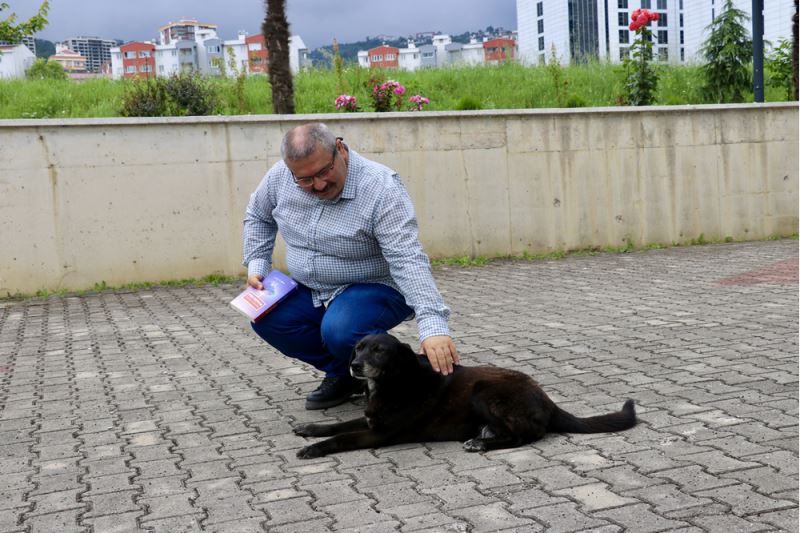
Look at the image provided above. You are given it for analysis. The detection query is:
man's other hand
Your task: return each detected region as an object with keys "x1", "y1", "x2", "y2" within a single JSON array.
[
  {"x1": 420, "y1": 335, "x2": 460, "y2": 375},
  {"x1": 247, "y1": 274, "x2": 264, "y2": 290}
]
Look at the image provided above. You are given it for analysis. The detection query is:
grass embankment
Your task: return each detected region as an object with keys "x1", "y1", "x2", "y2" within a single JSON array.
[{"x1": 0, "y1": 62, "x2": 790, "y2": 119}]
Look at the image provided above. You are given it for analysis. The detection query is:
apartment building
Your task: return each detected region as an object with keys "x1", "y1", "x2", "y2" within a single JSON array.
[
  {"x1": 357, "y1": 34, "x2": 517, "y2": 70},
  {"x1": 110, "y1": 22, "x2": 309, "y2": 79},
  {"x1": 0, "y1": 36, "x2": 36, "y2": 55},
  {"x1": 682, "y1": 0, "x2": 794, "y2": 61},
  {"x1": 117, "y1": 42, "x2": 156, "y2": 78},
  {"x1": 518, "y1": 0, "x2": 794, "y2": 65},
  {"x1": 50, "y1": 44, "x2": 88, "y2": 74},
  {"x1": 159, "y1": 20, "x2": 217, "y2": 45},
  {"x1": 60, "y1": 36, "x2": 116, "y2": 73}
]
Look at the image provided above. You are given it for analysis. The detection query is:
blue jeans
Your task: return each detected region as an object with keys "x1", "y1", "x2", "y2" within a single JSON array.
[{"x1": 251, "y1": 283, "x2": 413, "y2": 377}]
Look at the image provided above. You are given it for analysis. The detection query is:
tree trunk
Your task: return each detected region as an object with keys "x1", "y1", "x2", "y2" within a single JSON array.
[{"x1": 263, "y1": 0, "x2": 295, "y2": 114}]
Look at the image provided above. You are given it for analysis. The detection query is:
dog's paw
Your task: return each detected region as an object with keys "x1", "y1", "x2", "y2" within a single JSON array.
[
  {"x1": 296, "y1": 444, "x2": 325, "y2": 459},
  {"x1": 293, "y1": 424, "x2": 314, "y2": 437},
  {"x1": 462, "y1": 438, "x2": 487, "y2": 452}
]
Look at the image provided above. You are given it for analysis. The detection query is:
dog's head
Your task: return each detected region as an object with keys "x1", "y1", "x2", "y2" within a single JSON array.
[{"x1": 350, "y1": 333, "x2": 419, "y2": 381}]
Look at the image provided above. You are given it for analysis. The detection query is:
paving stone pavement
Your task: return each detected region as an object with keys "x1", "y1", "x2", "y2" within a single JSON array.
[{"x1": 0, "y1": 240, "x2": 797, "y2": 533}]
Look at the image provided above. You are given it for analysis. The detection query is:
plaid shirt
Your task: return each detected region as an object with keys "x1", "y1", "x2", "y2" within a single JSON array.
[{"x1": 243, "y1": 149, "x2": 450, "y2": 341}]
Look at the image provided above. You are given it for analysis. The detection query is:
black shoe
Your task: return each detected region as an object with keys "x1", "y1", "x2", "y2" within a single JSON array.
[{"x1": 305, "y1": 375, "x2": 365, "y2": 410}]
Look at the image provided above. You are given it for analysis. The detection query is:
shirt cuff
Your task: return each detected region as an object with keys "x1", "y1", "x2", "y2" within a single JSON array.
[
  {"x1": 417, "y1": 315, "x2": 450, "y2": 342},
  {"x1": 247, "y1": 258, "x2": 271, "y2": 280}
]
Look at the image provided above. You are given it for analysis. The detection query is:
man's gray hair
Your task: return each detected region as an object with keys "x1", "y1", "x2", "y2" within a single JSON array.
[{"x1": 281, "y1": 123, "x2": 337, "y2": 161}]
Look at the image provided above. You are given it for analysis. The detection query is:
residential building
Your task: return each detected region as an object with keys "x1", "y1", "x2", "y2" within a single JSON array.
[
  {"x1": 50, "y1": 44, "x2": 88, "y2": 74},
  {"x1": 159, "y1": 19, "x2": 217, "y2": 45},
  {"x1": 289, "y1": 35, "x2": 310, "y2": 73},
  {"x1": 0, "y1": 43, "x2": 35, "y2": 79},
  {"x1": 246, "y1": 34, "x2": 268, "y2": 74},
  {"x1": 484, "y1": 37, "x2": 517, "y2": 63},
  {"x1": 398, "y1": 41, "x2": 421, "y2": 71},
  {"x1": 518, "y1": 0, "x2": 793, "y2": 65},
  {"x1": 60, "y1": 36, "x2": 116, "y2": 73},
  {"x1": 112, "y1": 41, "x2": 156, "y2": 79},
  {"x1": 683, "y1": 0, "x2": 795, "y2": 62},
  {"x1": 368, "y1": 45, "x2": 400, "y2": 69}
]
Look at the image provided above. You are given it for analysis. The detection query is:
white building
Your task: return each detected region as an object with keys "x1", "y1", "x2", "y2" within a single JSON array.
[
  {"x1": 683, "y1": 0, "x2": 795, "y2": 62},
  {"x1": 0, "y1": 43, "x2": 36, "y2": 79},
  {"x1": 517, "y1": 0, "x2": 793, "y2": 65}
]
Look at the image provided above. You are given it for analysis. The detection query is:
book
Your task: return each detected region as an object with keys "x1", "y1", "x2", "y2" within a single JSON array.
[{"x1": 229, "y1": 270, "x2": 298, "y2": 322}]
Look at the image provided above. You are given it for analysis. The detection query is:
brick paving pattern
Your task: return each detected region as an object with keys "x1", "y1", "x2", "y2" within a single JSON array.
[{"x1": 0, "y1": 240, "x2": 797, "y2": 532}]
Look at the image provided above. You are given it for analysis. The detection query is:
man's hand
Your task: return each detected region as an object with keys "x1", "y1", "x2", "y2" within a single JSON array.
[
  {"x1": 247, "y1": 274, "x2": 264, "y2": 290},
  {"x1": 420, "y1": 335, "x2": 460, "y2": 375}
]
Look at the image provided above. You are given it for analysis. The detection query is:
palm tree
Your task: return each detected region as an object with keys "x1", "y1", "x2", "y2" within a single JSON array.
[{"x1": 263, "y1": 0, "x2": 294, "y2": 114}]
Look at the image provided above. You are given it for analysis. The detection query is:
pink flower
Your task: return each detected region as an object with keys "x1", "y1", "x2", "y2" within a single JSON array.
[
  {"x1": 408, "y1": 94, "x2": 430, "y2": 111},
  {"x1": 335, "y1": 94, "x2": 357, "y2": 111}
]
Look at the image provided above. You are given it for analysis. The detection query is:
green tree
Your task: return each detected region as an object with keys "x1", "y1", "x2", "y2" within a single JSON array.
[
  {"x1": 766, "y1": 38, "x2": 795, "y2": 99},
  {"x1": 0, "y1": 1, "x2": 49, "y2": 43},
  {"x1": 700, "y1": 0, "x2": 752, "y2": 103},
  {"x1": 26, "y1": 57, "x2": 66, "y2": 80},
  {"x1": 263, "y1": 0, "x2": 294, "y2": 114}
]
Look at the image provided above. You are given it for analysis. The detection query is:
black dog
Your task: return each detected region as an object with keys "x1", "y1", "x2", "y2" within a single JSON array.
[{"x1": 294, "y1": 333, "x2": 636, "y2": 458}]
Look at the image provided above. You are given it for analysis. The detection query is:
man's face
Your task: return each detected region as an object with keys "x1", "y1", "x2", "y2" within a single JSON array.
[{"x1": 285, "y1": 140, "x2": 346, "y2": 201}]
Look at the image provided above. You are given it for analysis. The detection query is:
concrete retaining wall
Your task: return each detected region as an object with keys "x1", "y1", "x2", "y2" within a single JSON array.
[{"x1": 1, "y1": 104, "x2": 797, "y2": 296}]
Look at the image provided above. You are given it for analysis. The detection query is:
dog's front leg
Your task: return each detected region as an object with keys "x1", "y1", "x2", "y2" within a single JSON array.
[
  {"x1": 297, "y1": 430, "x2": 389, "y2": 459},
  {"x1": 294, "y1": 417, "x2": 369, "y2": 438}
]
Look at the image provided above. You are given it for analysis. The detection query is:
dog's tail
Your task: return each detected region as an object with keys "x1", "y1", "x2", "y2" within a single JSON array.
[{"x1": 548, "y1": 399, "x2": 636, "y2": 433}]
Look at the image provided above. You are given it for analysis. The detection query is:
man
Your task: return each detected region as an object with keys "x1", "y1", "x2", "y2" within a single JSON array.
[{"x1": 243, "y1": 123, "x2": 459, "y2": 410}]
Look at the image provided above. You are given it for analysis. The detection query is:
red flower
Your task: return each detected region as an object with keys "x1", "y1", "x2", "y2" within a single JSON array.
[
  {"x1": 629, "y1": 8, "x2": 658, "y2": 31},
  {"x1": 631, "y1": 8, "x2": 642, "y2": 20}
]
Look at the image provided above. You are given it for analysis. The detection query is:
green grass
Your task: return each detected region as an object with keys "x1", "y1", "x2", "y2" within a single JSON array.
[{"x1": 0, "y1": 62, "x2": 792, "y2": 119}]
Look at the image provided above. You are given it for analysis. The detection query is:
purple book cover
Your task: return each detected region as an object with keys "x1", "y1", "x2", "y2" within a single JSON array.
[{"x1": 229, "y1": 270, "x2": 298, "y2": 322}]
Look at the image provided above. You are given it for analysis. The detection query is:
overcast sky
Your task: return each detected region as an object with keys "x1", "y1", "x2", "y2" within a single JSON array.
[{"x1": 14, "y1": 0, "x2": 517, "y2": 50}]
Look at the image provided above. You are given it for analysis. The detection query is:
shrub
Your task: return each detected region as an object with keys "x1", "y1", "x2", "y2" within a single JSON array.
[
  {"x1": 163, "y1": 73, "x2": 218, "y2": 116},
  {"x1": 26, "y1": 58, "x2": 67, "y2": 80},
  {"x1": 766, "y1": 38, "x2": 795, "y2": 100},
  {"x1": 120, "y1": 78, "x2": 168, "y2": 117},
  {"x1": 455, "y1": 95, "x2": 483, "y2": 110},
  {"x1": 565, "y1": 94, "x2": 588, "y2": 107},
  {"x1": 120, "y1": 73, "x2": 218, "y2": 117}
]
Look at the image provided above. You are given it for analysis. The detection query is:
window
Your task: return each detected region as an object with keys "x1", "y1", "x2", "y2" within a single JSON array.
[
  {"x1": 538, "y1": 53, "x2": 545, "y2": 64},
  {"x1": 139, "y1": 50, "x2": 151, "y2": 58},
  {"x1": 538, "y1": 36, "x2": 545, "y2": 51},
  {"x1": 372, "y1": 54, "x2": 382, "y2": 61},
  {"x1": 641, "y1": 0, "x2": 651, "y2": 8},
  {"x1": 658, "y1": 30, "x2": 668, "y2": 44},
  {"x1": 385, "y1": 53, "x2": 396, "y2": 60},
  {"x1": 537, "y1": 2, "x2": 543, "y2": 16},
  {"x1": 679, "y1": 0, "x2": 683, "y2": 8},
  {"x1": 619, "y1": 30, "x2": 629, "y2": 44},
  {"x1": 619, "y1": 47, "x2": 629, "y2": 60},
  {"x1": 618, "y1": 12, "x2": 627, "y2": 26},
  {"x1": 538, "y1": 19, "x2": 544, "y2": 33},
  {"x1": 657, "y1": 0, "x2": 666, "y2": 8},
  {"x1": 658, "y1": 13, "x2": 667, "y2": 26},
  {"x1": 679, "y1": 13, "x2": 684, "y2": 27},
  {"x1": 680, "y1": 30, "x2": 684, "y2": 44},
  {"x1": 618, "y1": 0, "x2": 627, "y2": 7},
  {"x1": 658, "y1": 47, "x2": 668, "y2": 61},
  {"x1": 680, "y1": 48, "x2": 684, "y2": 61},
  {"x1": 125, "y1": 65, "x2": 135, "y2": 73},
  {"x1": 171, "y1": 50, "x2": 177, "y2": 56},
  {"x1": 124, "y1": 51, "x2": 136, "y2": 59},
  {"x1": 159, "y1": 65, "x2": 164, "y2": 73},
  {"x1": 139, "y1": 64, "x2": 151, "y2": 72},
  {"x1": 248, "y1": 43, "x2": 262, "y2": 51},
  {"x1": 422, "y1": 51, "x2": 434, "y2": 59}
]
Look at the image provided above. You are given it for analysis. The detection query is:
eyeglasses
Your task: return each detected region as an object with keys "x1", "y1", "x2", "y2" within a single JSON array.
[{"x1": 292, "y1": 141, "x2": 340, "y2": 187}]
